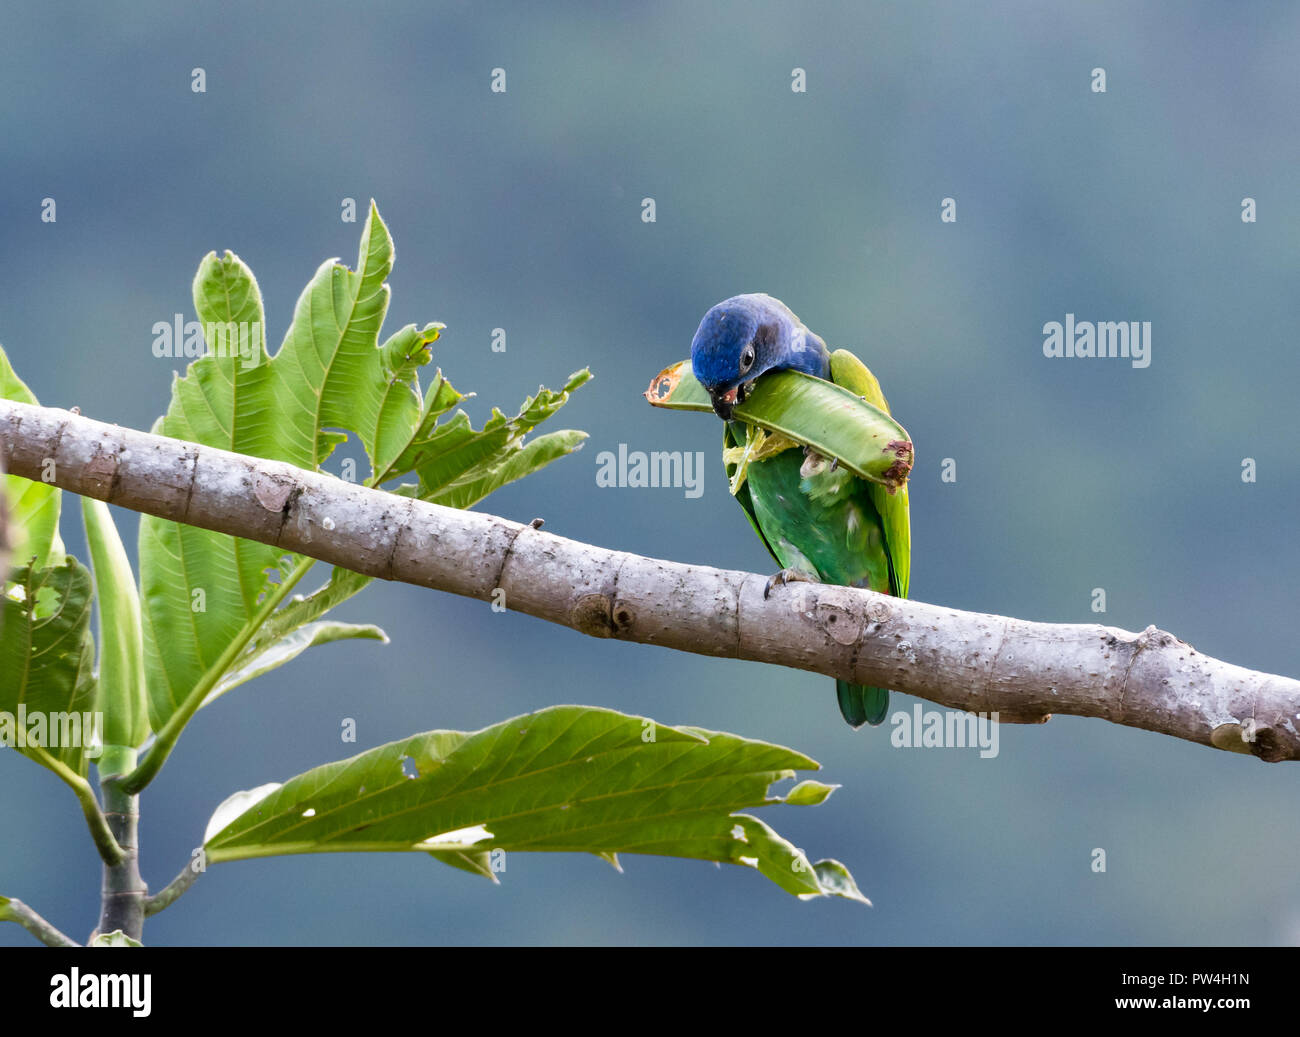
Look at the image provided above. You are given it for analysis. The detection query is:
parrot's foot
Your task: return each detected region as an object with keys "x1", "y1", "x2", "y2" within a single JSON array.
[
  {"x1": 763, "y1": 568, "x2": 820, "y2": 599},
  {"x1": 799, "y1": 448, "x2": 840, "y2": 479}
]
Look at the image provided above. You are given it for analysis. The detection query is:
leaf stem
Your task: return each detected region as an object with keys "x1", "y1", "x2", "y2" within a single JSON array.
[
  {"x1": 144, "y1": 854, "x2": 204, "y2": 917},
  {"x1": 28, "y1": 745, "x2": 124, "y2": 866},
  {"x1": 118, "y1": 555, "x2": 317, "y2": 795}
]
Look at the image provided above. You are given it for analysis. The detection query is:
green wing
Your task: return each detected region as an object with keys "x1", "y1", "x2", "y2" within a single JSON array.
[
  {"x1": 721, "y1": 355, "x2": 909, "y2": 731},
  {"x1": 829, "y1": 349, "x2": 911, "y2": 598}
]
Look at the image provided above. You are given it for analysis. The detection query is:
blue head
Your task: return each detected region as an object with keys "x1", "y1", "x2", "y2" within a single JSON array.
[{"x1": 690, "y1": 294, "x2": 830, "y2": 419}]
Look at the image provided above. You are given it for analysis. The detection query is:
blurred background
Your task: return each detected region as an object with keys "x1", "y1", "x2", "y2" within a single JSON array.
[{"x1": 1, "y1": 1, "x2": 1297, "y2": 946}]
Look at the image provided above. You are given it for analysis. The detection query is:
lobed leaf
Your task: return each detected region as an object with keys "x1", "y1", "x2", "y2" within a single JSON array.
[
  {"x1": 138, "y1": 206, "x2": 588, "y2": 732},
  {"x1": 410, "y1": 369, "x2": 592, "y2": 503},
  {"x1": 139, "y1": 204, "x2": 424, "y2": 724},
  {"x1": 204, "y1": 705, "x2": 864, "y2": 902}
]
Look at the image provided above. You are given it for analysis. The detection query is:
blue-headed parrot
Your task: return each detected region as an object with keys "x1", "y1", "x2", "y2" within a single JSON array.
[{"x1": 690, "y1": 293, "x2": 911, "y2": 728}]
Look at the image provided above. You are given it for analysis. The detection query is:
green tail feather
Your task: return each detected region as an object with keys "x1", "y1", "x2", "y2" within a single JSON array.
[{"x1": 836, "y1": 681, "x2": 890, "y2": 729}]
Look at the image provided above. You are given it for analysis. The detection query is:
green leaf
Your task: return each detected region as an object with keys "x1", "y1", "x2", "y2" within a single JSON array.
[
  {"x1": 127, "y1": 206, "x2": 592, "y2": 772},
  {"x1": 200, "y1": 563, "x2": 381, "y2": 710},
  {"x1": 410, "y1": 369, "x2": 592, "y2": 503},
  {"x1": 138, "y1": 204, "x2": 408, "y2": 726},
  {"x1": 803, "y1": 859, "x2": 870, "y2": 905},
  {"x1": 82, "y1": 499, "x2": 149, "y2": 749},
  {"x1": 0, "y1": 345, "x2": 63, "y2": 570},
  {"x1": 139, "y1": 249, "x2": 284, "y2": 728},
  {"x1": 138, "y1": 207, "x2": 589, "y2": 733},
  {"x1": 428, "y1": 429, "x2": 587, "y2": 510},
  {"x1": 91, "y1": 929, "x2": 143, "y2": 947},
  {"x1": 426, "y1": 848, "x2": 496, "y2": 881},
  {"x1": 4, "y1": 479, "x2": 63, "y2": 574},
  {"x1": 366, "y1": 324, "x2": 448, "y2": 481},
  {"x1": 247, "y1": 566, "x2": 373, "y2": 653},
  {"x1": 377, "y1": 369, "x2": 471, "y2": 484},
  {"x1": 203, "y1": 705, "x2": 863, "y2": 902},
  {"x1": 783, "y1": 779, "x2": 840, "y2": 806},
  {"x1": 645, "y1": 359, "x2": 913, "y2": 491},
  {"x1": 0, "y1": 560, "x2": 98, "y2": 777},
  {"x1": 269, "y1": 203, "x2": 397, "y2": 470}
]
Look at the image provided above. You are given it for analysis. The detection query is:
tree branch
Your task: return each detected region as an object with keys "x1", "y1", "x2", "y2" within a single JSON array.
[
  {"x1": 144, "y1": 853, "x2": 203, "y2": 917},
  {"x1": 3, "y1": 398, "x2": 1297, "y2": 762},
  {"x1": 0, "y1": 896, "x2": 80, "y2": 947}
]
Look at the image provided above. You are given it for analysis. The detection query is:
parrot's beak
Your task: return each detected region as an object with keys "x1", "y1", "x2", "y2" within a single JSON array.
[
  {"x1": 710, "y1": 379, "x2": 757, "y2": 420},
  {"x1": 710, "y1": 386, "x2": 740, "y2": 420}
]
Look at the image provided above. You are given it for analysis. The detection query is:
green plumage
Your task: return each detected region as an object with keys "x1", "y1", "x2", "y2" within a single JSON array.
[{"x1": 726, "y1": 349, "x2": 910, "y2": 728}]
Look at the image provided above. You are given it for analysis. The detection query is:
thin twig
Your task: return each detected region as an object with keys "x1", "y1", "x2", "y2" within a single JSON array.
[
  {"x1": 0, "y1": 897, "x2": 80, "y2": 947},
  {"x1": 144, "y1": 856, "x2": 204, "y2": 917}
]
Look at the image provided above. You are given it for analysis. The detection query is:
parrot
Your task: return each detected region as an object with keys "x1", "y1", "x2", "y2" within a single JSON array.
[{"x1": 690, "y1": 293, "x2": 910, "y2": 728}]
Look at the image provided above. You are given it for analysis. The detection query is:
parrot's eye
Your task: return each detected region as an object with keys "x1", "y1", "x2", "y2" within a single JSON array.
[{"x1": 739, "y1": 345, "x2": 756, "y2": 373}]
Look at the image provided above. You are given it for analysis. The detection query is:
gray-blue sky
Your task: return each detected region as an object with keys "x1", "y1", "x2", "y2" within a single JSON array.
[{"x1": 2, "y1": 1, "x2": 1297, "y2": 945}]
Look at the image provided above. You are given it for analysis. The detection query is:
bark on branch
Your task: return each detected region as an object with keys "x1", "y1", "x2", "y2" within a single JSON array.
[{"x1": 3, "y1": 398, "x2": 1297, "y2": 762}]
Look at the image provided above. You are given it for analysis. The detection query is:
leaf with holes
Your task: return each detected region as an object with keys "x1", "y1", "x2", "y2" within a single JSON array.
[
  {"x1": 203, "y1": 705, "x2": 866, "y2": 903},
  {"x1": 0, "y1": 560, "x2": 98, "y2": 777}
]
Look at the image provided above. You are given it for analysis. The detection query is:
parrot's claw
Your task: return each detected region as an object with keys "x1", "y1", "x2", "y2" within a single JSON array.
[{"x1": 763, "y1": 568, "x2": 819, "y2": 599}]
